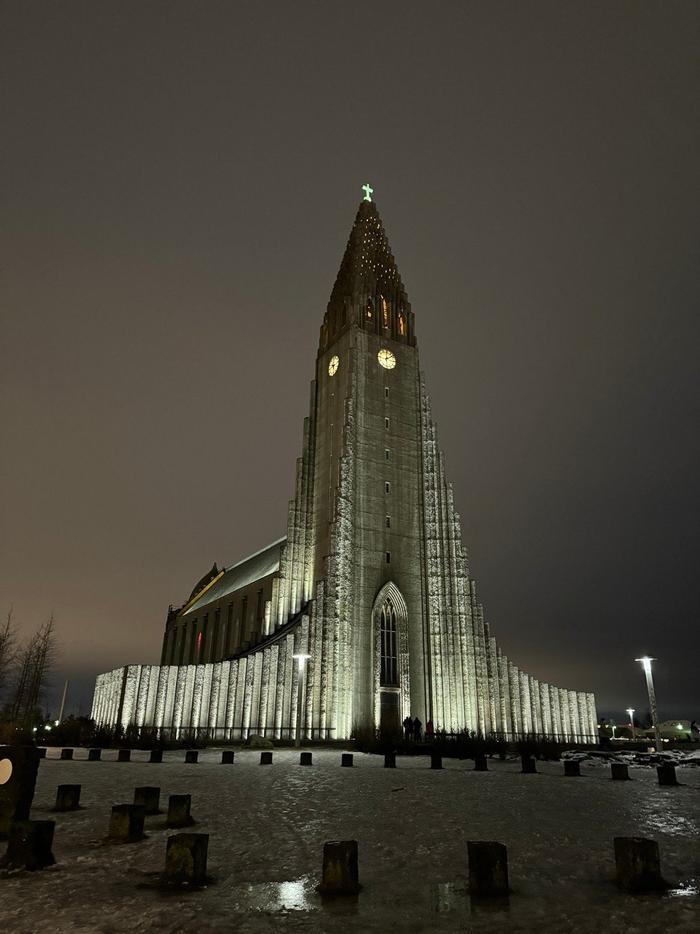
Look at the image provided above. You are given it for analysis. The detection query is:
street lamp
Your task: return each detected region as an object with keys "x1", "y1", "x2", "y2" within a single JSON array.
[
  {"x1": 292, "y1": 653, "x2": 311, "y2": 748},
  {"x1": 635, "y1": 656, "x2": 661, "y2": 749},
  {"x1": 626, "y1": 707, "x2": 635, "y2": 741}
]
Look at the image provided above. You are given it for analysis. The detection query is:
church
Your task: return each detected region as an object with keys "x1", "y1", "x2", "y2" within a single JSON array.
[{"x1": 91, "y1": 189, "x2": 597, "y2": 743}]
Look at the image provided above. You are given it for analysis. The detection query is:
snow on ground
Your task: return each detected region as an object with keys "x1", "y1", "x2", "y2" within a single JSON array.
[{"x1": 2, "y1": 747, "x2": 699, "y2": 933}]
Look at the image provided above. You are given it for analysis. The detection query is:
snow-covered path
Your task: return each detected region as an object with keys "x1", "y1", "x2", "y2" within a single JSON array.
[{"x1": 2, "y1": 747, "x2": 698, "y2": 932}]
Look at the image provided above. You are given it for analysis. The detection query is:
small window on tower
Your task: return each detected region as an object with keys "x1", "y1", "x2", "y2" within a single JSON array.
[
  {"x1": 385, "y1": 515, "x2": 391, "y2": 528},
  {"x1": 366, "y1": 300, "x2": 373, "y2": 319},
  {"x1": 385, "y1": 481, "x2": 391, "y2": 493},
  {"x1": 385, "y1": 387, "x2": 389, "y2": 398},
  {"x1": 385, "y1": 417, "x2": 390, "y2": 429},
  {"x1": 385, "y1": 449, "x2": 390, "y2": 460},
  {"x1": 385, "y1": 552, "x2": 391, "y2": 564},
  {"x1": 398, "y1": 313, "x2": 405, "y2": 336}
]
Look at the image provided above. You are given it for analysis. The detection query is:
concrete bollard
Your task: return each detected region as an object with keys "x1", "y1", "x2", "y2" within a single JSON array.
[
  {"x1": 341, "y1": 753, "x2": 353, "y2": 768},
  {"x1": 108, "y1": 804, "x2": 146, "y2": 842},
  {"x1": 318, "y1": 839, "x2": 361, "y2": 895},
  {"x1": 564, "y1": 760, "x2": 581, "y2": 777},
  {"x1": 54, "y1": 784, "x2": 81, "y2": 811},
  {"x1": 185, "y1": 750, "x2": 198, "y2": 764},
  {"x1": 134, "y1": 786, "x2": 161, "y2": 815},
  {"x1": 167, "y1": 794, "x2": 194, "y2": 829},
  {"x1": 611, "y1": 763, "x2": 630, "y2": 781},
  {"x1": 164, "y1": 833, "x2": 209, "y2": 885},
  {"x1": 260, "y1": 751, "x2": 273, "y2": 765},
  {"x1": 1, "y1": 820, "x2": 55, "y2": 870},
  {"x1": 117, "y1": 749, "x2": 131, "y2": 763},
  {"x1": 614, "y1": 837, "x2": 665, "y2": 892},
  {"x1": 0, "y1": 745, "x2": 40, "y2": 838},
  {"x1": 384, "y1": 752, "x2": 396, "y2": 769},
  {"x1": 521, "y1": 754, "x2": 537, "y2": 774},
  {"x1": 149, "y1": 749, "x2": 163, "y2": 764},
  {"x1": 300, "y1": 752, "x2": 313, "y2": 766},
  {"x1": 468, "y1": 841, "x2": 509, "y2": 897},
  {"x1": 60, "y1": 748, "x2": 73, "y2": 761},
  {"x1": 474, "y1": 753, "x2": 488, "y2": 771},
  {"x1": 657, "y1": 763, "x2": 678, "y2": 787},
  {"x1": 37, "y1": 748, "x2": 47, "y2": 759},
  {"x1": 88, "y1": 748, "x2": 101, "y2": 761},
  {"x1": 430, "y1": 751, "x2": 443, "y2": 770},
  {"x1": 221, "y1": 750, "x2": 234, "y2": 764}
]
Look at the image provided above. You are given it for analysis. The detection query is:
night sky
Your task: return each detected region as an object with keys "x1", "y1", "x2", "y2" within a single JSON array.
[{"x1": 2, "y1": 3, "x2": 698, "y2": 721}]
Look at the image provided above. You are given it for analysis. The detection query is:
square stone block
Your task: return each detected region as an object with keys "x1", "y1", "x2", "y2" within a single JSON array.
[
  {"x1": 185, "y1": 750, "x2": 198, "y2": 764},
  {"x1": 614, "y1": 836, "x2": 665, "y2": 892},
  {"x1": 167, "y1": 794, "x2": 194, "y2": 829},
  {"x1": 117, "y1": 749, "x2": 131, "y2": 762},
  {"x1": 88, "y1": 748, "x2": 101, "y2": 761},
  {"x1": 164, "y1": 833, "x2": 209, "y2": 885},
  {"x1": 611, "y1": 763, "x2": 630, "y2": 781},
  {"x1": 564, "y1": 761, "x2": 581, "y2": 777},
  {"x1": 149, "y1": 749, "x2": 163, "y2": 764},
  {"x1": 318, "y1": 839, "x2": 360, "y2": 895},
  {"x1": 657, "y1": 764, "x2": 677, "y2": 786},
  {"x1": 260, "y1": 751, "x2": 273, "y2": 765},
  {"x1": 341, "y1": 753, "x2": 353, "y2": 767},
  {"x1": 108, "y1": 804, "x2": 146, "y2": 842},
  {"x1": 60, "y1": 748, "x2": 73, "y2": 760},
  {"x1": 468, "y1": 841, "x2": 509, "y2": 896},
  {"x1": 521, "y1": 755, "x2": 537, "y2": 773},
  {"x1": 54, "y1": 784, "x2": 81, "y2": 811},
  {"x1": 221, "y1": 750, "x2": 234, "y2": 764}
]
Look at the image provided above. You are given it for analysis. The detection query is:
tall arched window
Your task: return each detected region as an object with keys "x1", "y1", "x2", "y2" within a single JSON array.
[
  {"x1": 380, "y1": 599, "x2": 398, "y2": 686},
  {"x1": 398, "y1": 313, "x2": 405, "y2": 336},
  {"x1": 381, "y1": 295, "x2": 390, "y2": 328}
]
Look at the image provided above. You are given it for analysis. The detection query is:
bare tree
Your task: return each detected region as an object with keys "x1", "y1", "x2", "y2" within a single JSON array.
[
  {"x1": 0, "y1": 605, "x2": 18, "y2": 702},
  {"x1": 8, "y1": 615, "x2": 58, "y2": 725}
]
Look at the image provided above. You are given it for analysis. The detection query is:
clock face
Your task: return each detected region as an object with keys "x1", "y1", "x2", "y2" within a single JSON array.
[
  {"x1": 328, "y1": 355, "x2": 339, "y2": 376},
  {"x1": 377, "y1": 348, "x2": 396, "y2": 370}
]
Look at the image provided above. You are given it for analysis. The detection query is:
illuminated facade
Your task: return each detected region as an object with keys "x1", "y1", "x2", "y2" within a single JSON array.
[{"x1": 92, "y1": 193, "x2": 597, "y2": 742}]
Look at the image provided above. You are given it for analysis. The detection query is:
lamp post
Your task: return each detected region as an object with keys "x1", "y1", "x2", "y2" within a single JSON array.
[
  {"x1": 635, "y1": 656, "x2": 660, "y2": 749},
  {"x1": 626, "y1": 707, "x2": 635, "y2": 741},
  {"x1": 293, "y1": 653, "x2": 311, "y2": 748}
]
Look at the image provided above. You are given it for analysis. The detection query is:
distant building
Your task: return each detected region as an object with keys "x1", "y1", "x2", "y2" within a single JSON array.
[{"x1": 92, "y1": 192, "x2": 597, "y2": 742}]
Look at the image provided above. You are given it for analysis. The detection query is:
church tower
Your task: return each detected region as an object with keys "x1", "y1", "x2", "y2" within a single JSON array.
[{"x1": 92, "y1": 190, "x2": 597, "y2": 744}]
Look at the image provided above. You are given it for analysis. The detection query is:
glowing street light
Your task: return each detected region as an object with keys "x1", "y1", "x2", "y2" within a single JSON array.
[
  {"x1": 635, "y1": 656, "x2": 661, "y2": 749},
  {"x1": 292, "y1": 653, "x2": 311, "y2": 748},
  {"x1": 626, "y1": 707, "x2": 635, "y2": 741}
]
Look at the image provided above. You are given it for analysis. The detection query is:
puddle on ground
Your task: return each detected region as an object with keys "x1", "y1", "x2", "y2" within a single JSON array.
[
  {"x1": 667, "y1": 879, "x2": 699, "y2": 898},
  {"x1": 219, "y1": 878, "x2": 504, "y2": 915},
  {"x1": 230, "y1": 877, "x2": 318, "y2": 912}
]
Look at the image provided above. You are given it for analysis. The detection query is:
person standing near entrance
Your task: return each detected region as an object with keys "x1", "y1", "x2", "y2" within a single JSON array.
[
  {"x1": 413, "y1": 717, "x2": 422, "y2": 742},
  {"x1": 425, "y1": 719, "x2": 434, "y2": 741},
  {"x1": 403, "y1": 715, "x2": 413, "y2": 741}
]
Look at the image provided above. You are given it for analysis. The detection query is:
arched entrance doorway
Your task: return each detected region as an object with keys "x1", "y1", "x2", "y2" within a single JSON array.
[{"x1": 372, "y1": 583, "x2": 410, "y2": 734}]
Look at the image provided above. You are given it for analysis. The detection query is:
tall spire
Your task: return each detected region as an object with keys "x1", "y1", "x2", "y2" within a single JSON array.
[
  {"x1": 319, "y1": 192, "x2": 415, "y2": 352},
  {"x1": 328, "y1": 197, "x2": 409, "y2": 318}
]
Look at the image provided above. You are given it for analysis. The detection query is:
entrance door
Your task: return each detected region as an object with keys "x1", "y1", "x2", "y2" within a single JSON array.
[{"x1": 380, "y1": 690, "x2": 400, "y2": 734}]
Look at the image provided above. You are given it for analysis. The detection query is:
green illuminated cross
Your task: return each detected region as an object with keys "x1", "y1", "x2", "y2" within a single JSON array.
[{"x1": 362, "y1": 183, "x2": 374, "y2": 202}]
